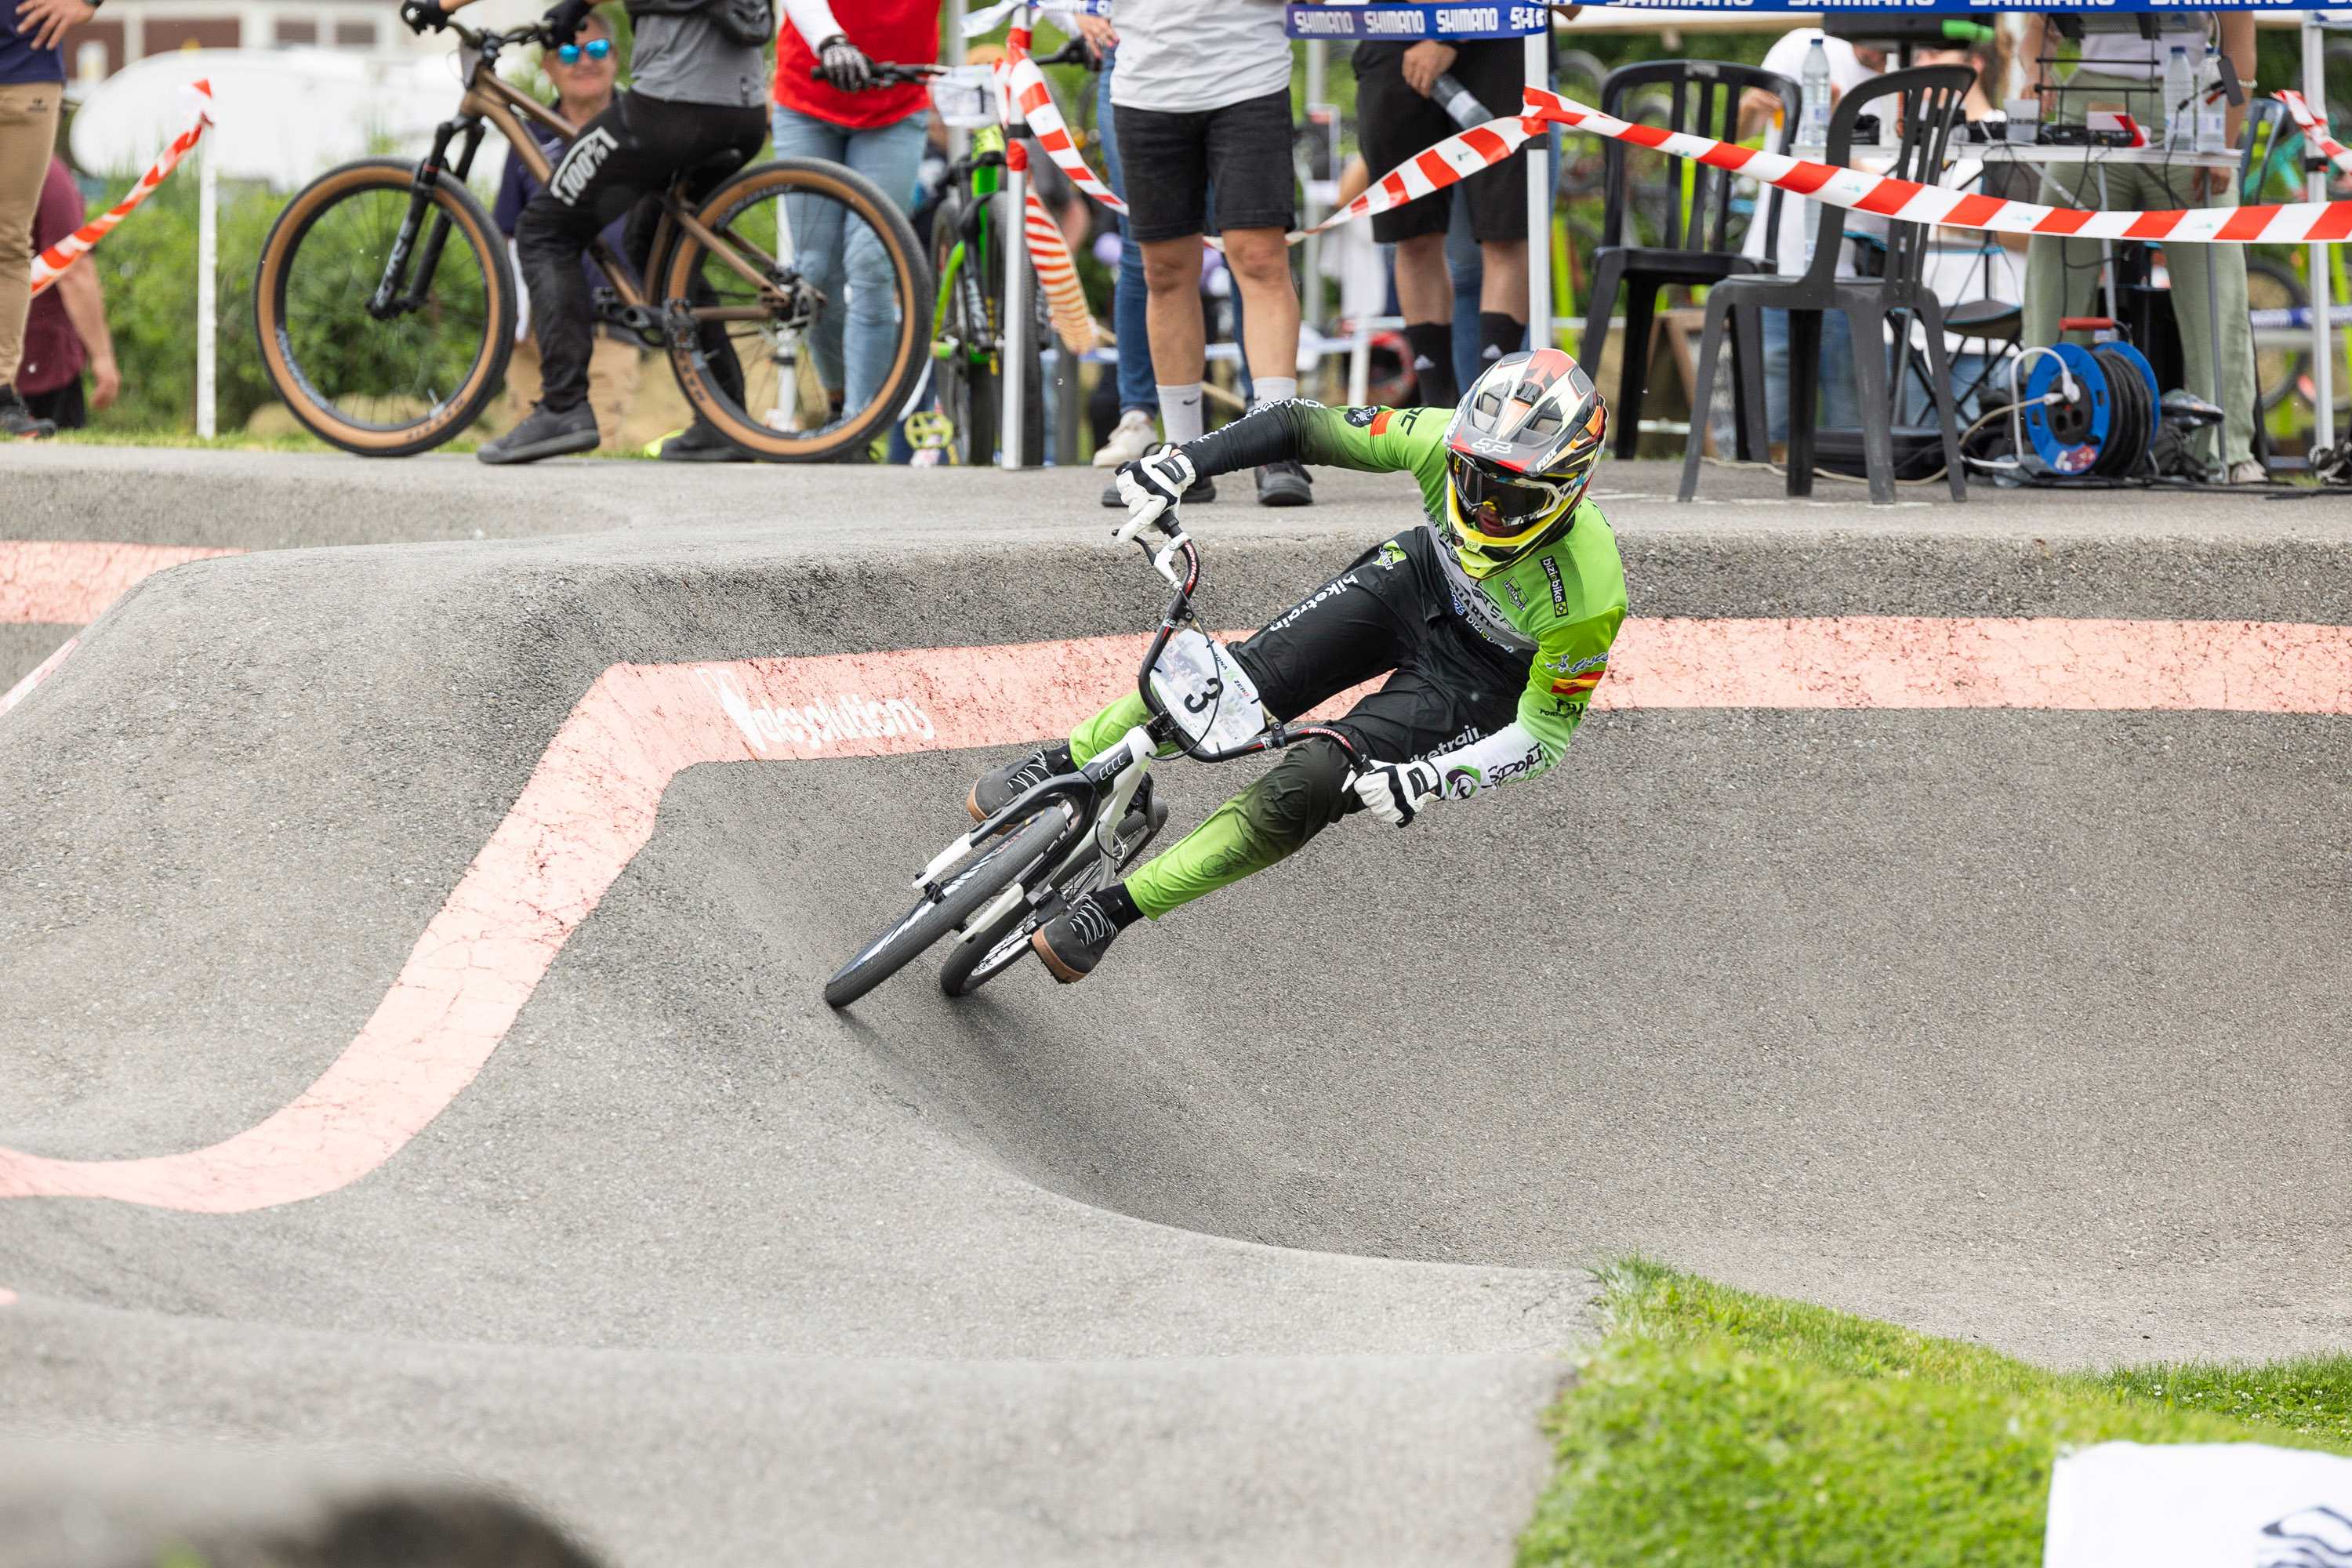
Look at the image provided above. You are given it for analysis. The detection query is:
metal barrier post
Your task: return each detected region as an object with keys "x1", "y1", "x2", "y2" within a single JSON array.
[
  {"x1": 1525, "y1": 23, "x2": 1552, "y2": 350},
  {"x1": 2307, "y1": 12, "x2": 2336, "y2": 452},
  {"x1": 1001, "y1": 9, "x2": 1035, "y2": 470}
]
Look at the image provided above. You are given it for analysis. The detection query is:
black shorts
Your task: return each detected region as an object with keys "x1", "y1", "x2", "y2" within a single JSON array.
[
  {"x1": 1232, "y1": 527, "x2": 1526, "y2": 767},
  {"x1": 1352, "y1": 39, "x2": 1533, "y2": 245},
  {"x1": 1112, "y1": 89, "x2": 1296, "y2": 244}
]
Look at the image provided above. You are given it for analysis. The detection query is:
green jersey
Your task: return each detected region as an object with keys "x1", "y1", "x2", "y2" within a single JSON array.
[{"x1": 1287, "y1": 401, "x2": 1628, "y2": 789}]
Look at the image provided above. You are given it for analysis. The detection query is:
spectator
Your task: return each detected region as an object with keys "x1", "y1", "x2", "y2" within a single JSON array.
[
  {"x1": 492, "y1": 9, "x2": 650, "y2": 452},
  {"x1": 1353, "y1": 33, "x2": 1534, "y2": 409},
  {"x1": 2018, "y1": 11, "x2": 2262, "y2": 482},
  {"x1": 1110, "y1": 0, "x2": 1311, "y2": 506},
  {"x1": 772, "y1": 0, "x2": 936, "y2": 445},
  {"x1": 19, "y1": 156, "x2": 119, "y2": 430},
  {"x1": 2, "y1": 0, "x2": 94, "y2": 439},
  {"x1": 1736, "y1": 27, "x2": 1886, "y2": 446},
  {"x1": 1074, "y1": 9, "x2": 1163, "y2": 477}
]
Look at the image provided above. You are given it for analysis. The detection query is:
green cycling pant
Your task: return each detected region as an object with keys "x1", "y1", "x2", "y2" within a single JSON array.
[{"x1": 1069, "y1": 691, "x2": 1352, "y2": 920}]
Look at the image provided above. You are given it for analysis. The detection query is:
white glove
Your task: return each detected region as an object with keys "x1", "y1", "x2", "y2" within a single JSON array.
[
  {"x1": 1349, "y1": 760, "x2": 1443, "y2": 827},
  {"x1": 1112, "y1": 445, "x2": 1196, "y2": 543}
]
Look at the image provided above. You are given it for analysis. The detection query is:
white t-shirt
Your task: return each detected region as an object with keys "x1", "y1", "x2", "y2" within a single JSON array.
[
  {"x1": 1109, "y1": 0, "x2": 1294, "y2": 115},
  {"x1": 2075, "y1": 16, "x2": 2212, "y2": 82},
  {"x1": 1740, "y1": 30, "x2": 1878, "y2": 278}
]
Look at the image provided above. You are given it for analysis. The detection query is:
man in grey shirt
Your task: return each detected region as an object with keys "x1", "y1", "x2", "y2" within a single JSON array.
[{"x1": 410, "y1": 0, "x2": 770, "y2": 462}]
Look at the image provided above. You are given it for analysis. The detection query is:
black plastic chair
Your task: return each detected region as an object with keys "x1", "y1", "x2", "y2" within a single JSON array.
[
  {"x1": 1577, "y1": 60, "x2": 1798, "y2": 463},
  {"x1": 1679, "y1": 64, "x2": 1976, "y2": 505}
]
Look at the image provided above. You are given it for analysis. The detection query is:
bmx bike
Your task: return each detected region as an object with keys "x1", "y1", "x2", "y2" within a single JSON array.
[
  {"x1": 253, "y1": 5, "x2": 929, "y2": 460},
  {"x1": 823, "y1": 510, "x2": 1360, "y2": 1007}
]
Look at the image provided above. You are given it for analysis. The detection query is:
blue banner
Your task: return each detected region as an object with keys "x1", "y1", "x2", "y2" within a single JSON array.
[{"x1": 1284, "y1": 5, "x2": 1552, "y2": 42}]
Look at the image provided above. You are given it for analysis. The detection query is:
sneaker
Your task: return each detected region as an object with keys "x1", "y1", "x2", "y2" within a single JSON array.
[
  {"x1": 967, "y1": 742, "x2": 1073, "y2": 822},
  {"x1": 657, "y1": 420, "x2": 750, "y2": 463},
  {"x1": 1031, "y1": 892, "x2": 1123, "y2": 982},
  {"x1": 1101, "y1": 470, "x2": 1217, "y2": 509},
  {"x1": 1255, "y1": 459, "x2": 1313, "y2": 507},
  {"x1": 2228, "y1": 459, "x2": 2269, "y2": 485},
  {"x1": 477, "y1": 401, "x2": 598, "y2": 465},
  {"x1": 1, "y1": 385, "x2": 54, "y2": 440},
  {"x1": 1091, "y1": 408, "x2": 1158, "y2": 467}
]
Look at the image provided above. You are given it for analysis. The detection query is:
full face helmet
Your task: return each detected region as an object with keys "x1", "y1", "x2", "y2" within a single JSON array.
[{"x1": 1439, "y1": 348, "x2": 1607, "y2": 579}]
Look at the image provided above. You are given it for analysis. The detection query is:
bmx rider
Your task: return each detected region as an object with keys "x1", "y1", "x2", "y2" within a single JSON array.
[{"x1": 968, "y1": 348, "x2": 1628, "y2": 982}]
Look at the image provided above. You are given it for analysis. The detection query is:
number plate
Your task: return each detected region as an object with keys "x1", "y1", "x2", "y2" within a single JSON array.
[{"x1": 1149, "y1": 628, "x2": 1268, "y2": 753}]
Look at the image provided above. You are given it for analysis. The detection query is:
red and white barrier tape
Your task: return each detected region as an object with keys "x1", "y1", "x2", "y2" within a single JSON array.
[
  {"x1": 30, "y1": 79, "x2": 215, "y2": 296},
  {"x1": 1022, "y1": 180, "x2": 1098, "y2": 353},
  {"x1": 1008, "y1": 53, "x2": 1126, "y2": 216},
  {"x1": 1525, "y1": 86, "x2": 2352, "y2": 245},
  {"x1": 2278, "y1": 89, "x2": 2352, "y2": 180}
]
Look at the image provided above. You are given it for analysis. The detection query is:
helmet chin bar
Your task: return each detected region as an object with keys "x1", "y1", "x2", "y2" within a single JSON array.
[{"x1": 1441, "y1": 480, "x2": 1582, "y2": 578}]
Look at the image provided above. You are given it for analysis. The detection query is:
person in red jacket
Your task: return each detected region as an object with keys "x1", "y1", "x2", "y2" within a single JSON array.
[{"x1": 772, "y1": 0, "x2": 935, "y2": 431}]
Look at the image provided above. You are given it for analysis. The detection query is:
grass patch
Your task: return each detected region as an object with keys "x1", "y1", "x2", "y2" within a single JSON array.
[
  {"x1": 1518, "y1": 1258, "x2": 2352, "y2": 1567},
  {"x1": 47, "y1": 427, "x2": 340, "y2": 454}
]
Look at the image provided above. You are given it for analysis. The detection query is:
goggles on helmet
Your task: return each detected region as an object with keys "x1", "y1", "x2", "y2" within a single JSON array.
[{"x1": 1450, "y1": 454, "x2": 1577, "y2": 538}]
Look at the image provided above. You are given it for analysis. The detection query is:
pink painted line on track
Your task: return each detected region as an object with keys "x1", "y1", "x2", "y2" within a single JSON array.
[
  {"x1": 0, "y1": 1288, "x2": 16, "y2": 1308},
  {"x1": 2, "y1": 616, "x2": 2347, "y2": 1216},
  {"x1": 0, "y1": 540, "x2": 240, "y2": 626}
]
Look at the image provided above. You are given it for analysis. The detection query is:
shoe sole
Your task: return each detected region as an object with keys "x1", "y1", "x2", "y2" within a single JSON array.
[
  {"x1": 966, "y1": 785, "x2": 986, "y2": 824},
  {"x1": 1257, "y1": 482, "x2": 1313, "y2": 507},
  {"x1": 1029, "y1": 928, "x2": 1091, "y2": 983},
  {"x1": 660, "y1": 446, "x2": 750, "y2": 463},
  {"x1": 477, "y1": 429, "x2": 599, "y2": 466}
]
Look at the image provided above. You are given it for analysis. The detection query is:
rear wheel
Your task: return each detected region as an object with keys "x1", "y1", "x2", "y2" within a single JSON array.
[
  {"x1": 253, "y1": 159, "x2": 515, "y2": 456},
  {"x1": 825, "y1": 807, "x2": 1070, "y2": 1008},
  {"x1": 932, "y1": 192, "x2": 1044, "y2": 466},
  {"x1": 661, "y1": 157, "x2": 931, "y2": 463}
]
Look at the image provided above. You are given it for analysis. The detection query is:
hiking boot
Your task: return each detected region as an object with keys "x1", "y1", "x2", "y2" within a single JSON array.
[
  {"x1": 967, "y1": 742, "x2": 1073, "y2": 822},
  {"x1": 1102, "y1": 470, "x2": 1215, "y2": 508},
  {"x1": 1255, "y1": 458, "x2": 1313, "y2": 506},
  {"x1": 1, "y1": 385, "x2": 54, "y2": 440},
  {"x1": 477, "y1": 401, "x2": 598, "y2": 465},
  {"x1": 658, "y1": 420, "x2": 750, "y2": 463},
  {"x1": 1031, "y1": 892, "x2": 1123, "y2": 983},
  {"x1": 1092, "y1": 408, "x2": 1157, "y2": 467}
]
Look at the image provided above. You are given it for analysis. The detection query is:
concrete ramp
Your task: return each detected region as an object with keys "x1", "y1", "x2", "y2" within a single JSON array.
[{"x1": 3, "y1": 462, "x2": 2350, "y2": 1563}]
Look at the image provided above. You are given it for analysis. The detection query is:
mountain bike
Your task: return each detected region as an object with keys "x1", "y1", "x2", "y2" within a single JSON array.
[
  {"x1": 863, "y1": 40, "x2": 1093, "y2": 465},
  {"x1": 822, "y1": 511, "x2": 1361, "y2": 1007},
  {"x1": 253, "y1": 5, "x2": 929, "y2": 460}
]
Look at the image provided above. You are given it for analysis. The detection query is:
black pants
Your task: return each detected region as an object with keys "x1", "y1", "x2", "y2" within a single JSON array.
[
  {"x1": 24, "y1": 377, "x2": 85, "y2": 430},
  {"x1": 515, "y1": 93, "x2": 767, "y2": 414},
  {"x1": 1220, "y1": 528, "x2": 1527, "y2": 849}
]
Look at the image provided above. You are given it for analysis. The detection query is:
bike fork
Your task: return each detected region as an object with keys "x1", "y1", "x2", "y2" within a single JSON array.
[{"x1": 369, "y1": 118, "x2": 477, "y2": 320}]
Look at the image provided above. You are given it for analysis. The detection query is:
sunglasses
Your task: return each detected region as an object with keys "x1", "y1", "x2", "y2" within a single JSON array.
[{"x1": 557, "y1": 37, "x2": 612, "y2": 64}]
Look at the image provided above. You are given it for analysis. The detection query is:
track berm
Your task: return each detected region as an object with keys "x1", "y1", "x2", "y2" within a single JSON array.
[{"x1": 4, "y1": 450, "x2": 2349, "y2": 1564}]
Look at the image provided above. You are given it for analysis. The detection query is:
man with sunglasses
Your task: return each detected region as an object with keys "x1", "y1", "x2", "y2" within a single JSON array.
[
  {"x1": 962, "y1": 351, "x2": 1624, "y2": 983},
  {"x1": 409, "y1": 0, "x2": 771, "y2": 463}
]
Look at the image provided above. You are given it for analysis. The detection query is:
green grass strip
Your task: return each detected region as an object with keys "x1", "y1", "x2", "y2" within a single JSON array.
[{"x1": 1518, "y1": 1258, "x2": 2352, "y2": 1567}]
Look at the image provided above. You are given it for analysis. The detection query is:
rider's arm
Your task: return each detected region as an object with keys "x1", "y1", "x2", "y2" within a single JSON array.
[
  {"x1": 782, "y1": 0, "x2": 847, "y2": 47},
  {"x1": 1177, "y1": 399, "x2": 1444, "y2": 481},
  {"x1": 1420, "y1": 610, "x2": 1621, "y2": 797}
]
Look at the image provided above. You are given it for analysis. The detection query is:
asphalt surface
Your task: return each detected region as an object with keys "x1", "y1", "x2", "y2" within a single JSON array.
[{"x1": 4, "y1": 448, "x2": 2350, "y2": 1563}]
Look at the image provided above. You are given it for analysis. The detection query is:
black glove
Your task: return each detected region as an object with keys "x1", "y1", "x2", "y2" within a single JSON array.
[
  {"x1": 400, "y1": 0, "x2": 453, "y2": 33},
  {"x1": 541, "y1": 0, "x2": 592, "y2": 47},
  {"x1": 814, "y1": 33, "x2": 874, "y2": 93}
]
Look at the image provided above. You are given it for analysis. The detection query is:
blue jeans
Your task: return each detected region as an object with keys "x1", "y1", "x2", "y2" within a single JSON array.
[
  {"x1": 1445, "y1": 194, "x2": 1482, "y2": 393},
  {"x1": 768, "y1": 107, "x2": 927, "y2": 416},
  {"x1": 1759, "y1": 309, "x2": 1860, "y2": 444},
  {"x1": 1097, "y1": 59, "x2": 1155, "y2": 417}
]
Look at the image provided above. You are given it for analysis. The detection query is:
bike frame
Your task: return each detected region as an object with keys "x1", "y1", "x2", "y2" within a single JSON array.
[
  {"x1": 371, "y1": 20, "x2": 792, "y2": 343},
  {"x1": 913, "y1": 518, "x2": 1360, "y2": 920}
]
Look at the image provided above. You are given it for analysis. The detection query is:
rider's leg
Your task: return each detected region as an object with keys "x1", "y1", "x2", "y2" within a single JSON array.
[{"x1": 767, "y1": 107, "x2": 854, "y2": 401}]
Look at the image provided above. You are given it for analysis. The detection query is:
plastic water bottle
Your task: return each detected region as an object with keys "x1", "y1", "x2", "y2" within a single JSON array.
[
  {"x1": 1430, "y1": 71, "x2": 1486, "y2": 132},
  {"x1": 2196, "y1": 47, "x2": 2228, "y2": 154},
  {"x1": 2164, "y1": 45, "x2": 2194, "y2": 149},
  {"x1": 1799, "y1": 37, "x2": 1832, "y2": 150}
]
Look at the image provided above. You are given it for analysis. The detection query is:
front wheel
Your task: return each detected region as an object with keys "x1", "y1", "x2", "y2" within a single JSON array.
[
  {"x1": 253, "y1": 159, "x2": 516, "y2": 456},
  {"x1": 661, "y1": 157, "x2": 931, "y2": 463},
  {"x1": 825, "y1": 807, "x2": 1071, "y2": 1008}
]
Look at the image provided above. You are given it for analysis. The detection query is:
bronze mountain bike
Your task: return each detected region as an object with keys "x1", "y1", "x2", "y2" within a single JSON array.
[{"x1": 253, "y1": 6, "x2": 930, "y2": 459}]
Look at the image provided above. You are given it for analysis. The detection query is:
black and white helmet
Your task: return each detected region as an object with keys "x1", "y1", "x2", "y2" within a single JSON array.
[{"x1": 1439, "y1": 349, "x2": 1608, "y2": 579}]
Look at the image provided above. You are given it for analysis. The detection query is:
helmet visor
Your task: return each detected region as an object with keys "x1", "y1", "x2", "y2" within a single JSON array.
[{"x1": 1452, "y1": 456, "x2": 1572, "y2": 538}]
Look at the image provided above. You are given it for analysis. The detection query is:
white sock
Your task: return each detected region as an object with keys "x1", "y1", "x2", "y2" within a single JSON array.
[
  {"x1": 1250, "y1": 376, "x2": 1298, "y2": 408},
  {"x1": 1157, "y1": 383, "x2": 1204, "y2": 446}
]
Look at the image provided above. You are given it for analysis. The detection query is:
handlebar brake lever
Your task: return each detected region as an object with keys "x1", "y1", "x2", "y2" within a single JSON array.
[{"x1": 1150, "y1": 531, "x2": 1192, "y2": 589}]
